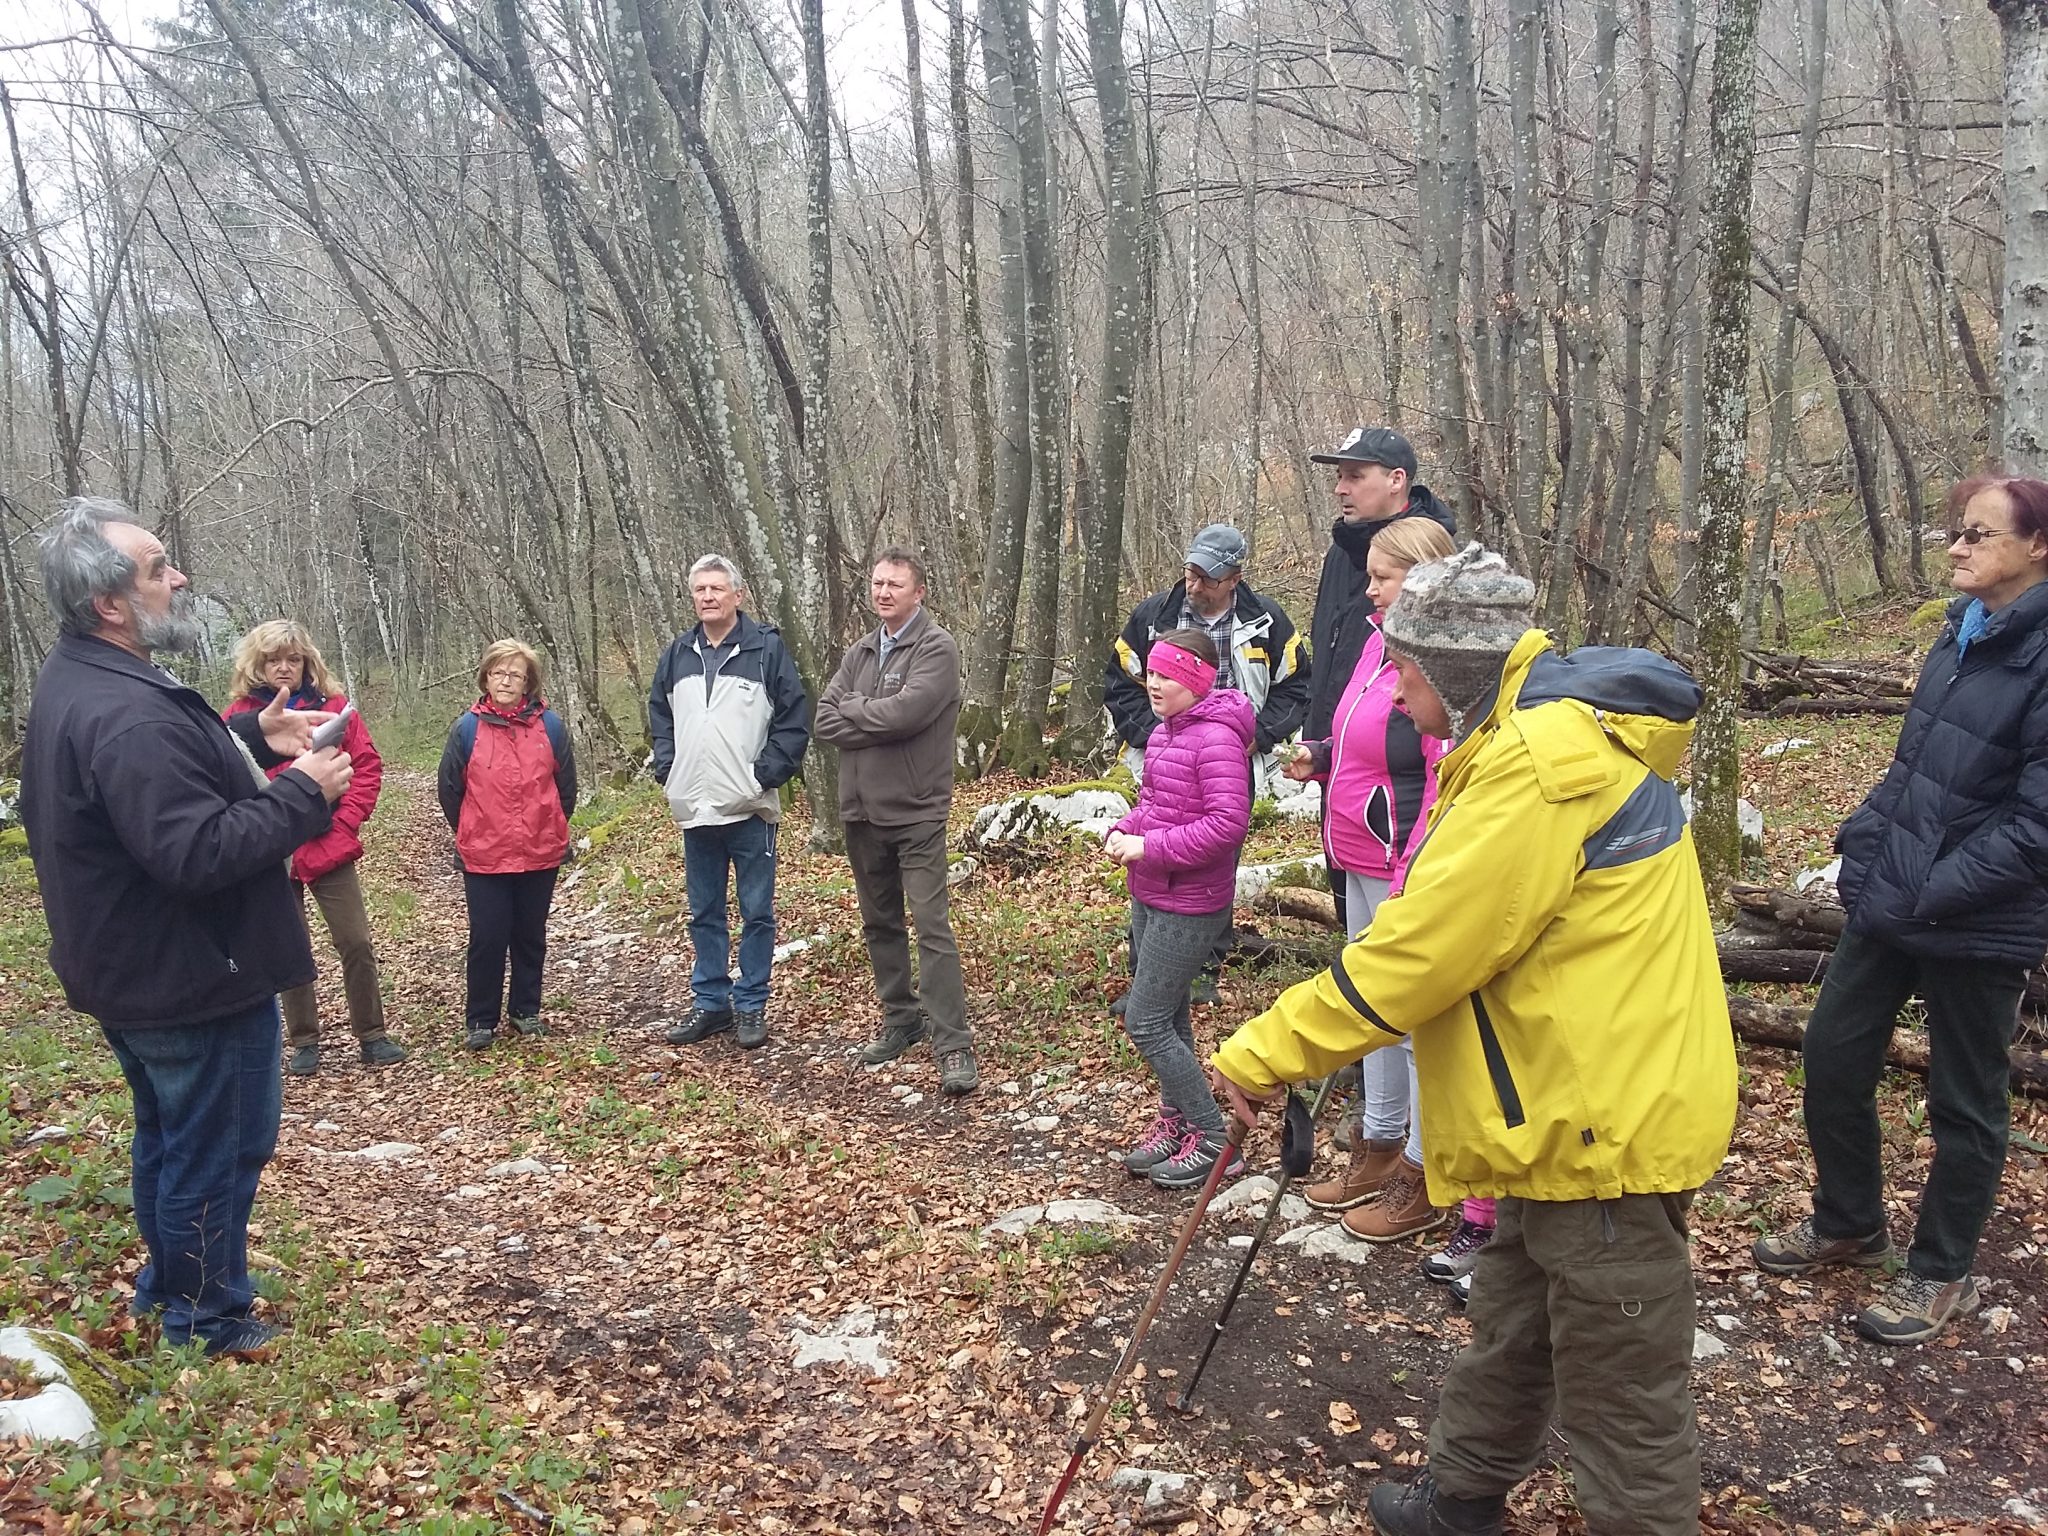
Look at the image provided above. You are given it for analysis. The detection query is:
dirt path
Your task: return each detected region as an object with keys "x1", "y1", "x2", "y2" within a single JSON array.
[{"x1": 262, "y1": 770, "x2": 2048, "y2": 1533}]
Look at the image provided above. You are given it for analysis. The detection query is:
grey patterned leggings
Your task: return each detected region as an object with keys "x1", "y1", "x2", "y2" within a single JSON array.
[{"x1": 1125, "y1": 899, "x2": 1230, "y2": 1135}]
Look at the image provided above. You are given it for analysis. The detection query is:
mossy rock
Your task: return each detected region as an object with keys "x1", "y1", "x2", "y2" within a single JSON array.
[
  {"x1": 0, "y1": 826, "x2": 26, "y2": 856},
  {"x1": 1037, "y1": 764, "x2": 1137, "y2": 802},
  {"x1": 1910, "y1": 597, "x2": 1952, "y2": 632},
  {"x1": 1, "y1": 1327, "x2": 148, "y2": 1434}
]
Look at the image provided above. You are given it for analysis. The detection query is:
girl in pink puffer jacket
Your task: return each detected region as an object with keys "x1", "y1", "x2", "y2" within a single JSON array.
[{"x1": 1104, "y1": 629, "x2": 1254, "y2": 1191}]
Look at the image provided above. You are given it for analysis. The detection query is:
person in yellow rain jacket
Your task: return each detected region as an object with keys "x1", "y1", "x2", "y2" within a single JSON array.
[{"x1": 1210, "y1": 545, "x2": 1736, "y2": 1536}]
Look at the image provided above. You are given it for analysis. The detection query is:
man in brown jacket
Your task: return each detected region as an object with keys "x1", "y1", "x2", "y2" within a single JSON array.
[{"x1": 814, "y1": 547, "x2": 978, "y2": 1095}]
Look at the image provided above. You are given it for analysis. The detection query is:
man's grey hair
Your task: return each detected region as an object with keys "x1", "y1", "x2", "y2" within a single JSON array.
[
  {"x1": 688, "y1": 554, "x2": 745, "y2": 592},
  {"x1": 40, "y1": 496, "x2": 143, "y2": 637}
]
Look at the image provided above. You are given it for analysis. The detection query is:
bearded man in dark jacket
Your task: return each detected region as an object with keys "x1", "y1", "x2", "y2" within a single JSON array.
[{"x1": 21, "y1": 498, "x2": 351, "y2": 1359}]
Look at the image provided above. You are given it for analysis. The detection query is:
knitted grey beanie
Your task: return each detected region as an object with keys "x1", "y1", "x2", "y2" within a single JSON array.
[{"x1": 1381, "y1": 543, "x2": 1536, "y2": 738}]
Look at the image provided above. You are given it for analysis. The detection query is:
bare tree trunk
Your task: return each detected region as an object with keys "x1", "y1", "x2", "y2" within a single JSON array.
[
  {"x1": 947, "y1": 0, "x2": 997, "y2": 576},
  {"x1": 1398, "y1": 0, "x2": 1474, "y2": 531},
  {"x1": 1694, "y1": 0, "x2": 1762, "y2": 910},
  {"x1": 899, "y1": 0, "x2": 964, "y2": 614},
  {"x1": 1540, "y1": 0, "x2": 1619, "y2": 630},
  {"x1": 1060, "y1": 0, "x2": 1149, "y2": 762},
  {"x1": 1237, "y1": 7, "x2": 1264, "y2": 533},
  {"x1": 1507, "y1": 0, "x2": 1547, "y2": 559},
  {"x1": 1995, "y1": 0, "x2": 2048, "y2": 475},
  {"x1": 0, "y1": 82, "x2": 83, "y2": 496},
  {"x1": 1741, "y1": 0, "x2": 1827, "y2": 645},
  {"x1": 960, "y1": 0, "x2": 1036, "y2": 773}
]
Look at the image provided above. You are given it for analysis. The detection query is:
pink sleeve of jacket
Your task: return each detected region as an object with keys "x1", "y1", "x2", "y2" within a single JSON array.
[{"x1": 1144, "y1": 724, "x2": 1252, "y2": 871}]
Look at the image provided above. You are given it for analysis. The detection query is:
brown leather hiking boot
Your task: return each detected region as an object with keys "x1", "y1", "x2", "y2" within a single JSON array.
[
  {"x1": 1303, "y1": 1137, "x2": 1405, "y2": 1212},
  {"x1": 1342, "y1": 1158, "x2": 1448, "y2": 1243}
]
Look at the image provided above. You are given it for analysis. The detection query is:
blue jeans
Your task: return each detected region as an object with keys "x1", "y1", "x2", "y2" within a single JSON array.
[
  {"x1": 101, "y1": 998, "x2": 283, "y2": 1350},
  {"x1": 683, "y1": 817, "x2": 779, "y2": 1013}
]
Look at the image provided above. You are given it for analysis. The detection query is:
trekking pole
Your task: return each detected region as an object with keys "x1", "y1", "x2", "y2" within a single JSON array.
[
  {"x1": 1036, "y1": 1114, "x2": 1252, "y2": 1535},
  {"x1": 1166, "y1": 1073, "x2": 1338, "y2": 1413}
]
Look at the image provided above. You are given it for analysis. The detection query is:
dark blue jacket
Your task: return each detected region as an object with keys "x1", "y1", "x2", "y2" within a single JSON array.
[
  {"x1": 1836, "y1": 584, "x2": 2048, "y2": 964},
  {"x1": 20, "y1": 634, "x2": 330, "y2": 1028}
]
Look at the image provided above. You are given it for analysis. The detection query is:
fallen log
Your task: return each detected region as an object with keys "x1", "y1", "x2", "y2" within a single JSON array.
[
  {"x1": 1727, "y1": 993, "x2": 2048, "y2": 1099},
  {"x1": 1755, "y1": 698, "x2": 1909, "y2": 718},
  {"x1": 1265, "y1": 885, "x2": 1339, "y2": 930},
  {"x1": 1728, "y1": 884, "x2": 1846, "y2": 938},
  {"x1": 1720, "y1": 949, "x2": 1832, "y2": 986}
]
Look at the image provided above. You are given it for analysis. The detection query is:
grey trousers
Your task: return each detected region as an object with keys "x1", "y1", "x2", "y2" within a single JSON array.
[
  {"x1": 843, "y1": 819, "x2": 971, "y2": 1054},
  {"x1": 1125, "y1": 899, "x2": 1230, "y2": 1133}
]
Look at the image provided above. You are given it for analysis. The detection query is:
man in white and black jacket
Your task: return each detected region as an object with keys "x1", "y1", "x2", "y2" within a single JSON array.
[
  {"x1": 22, "y1": 497, "x2": 351, "y2": 1360},
  {"x1": 1105, "y1": 523, "x2": 1311, "y2": 792},
  {"x1": 648, "y1": 555, "x2": 811, "y2": 1051}
]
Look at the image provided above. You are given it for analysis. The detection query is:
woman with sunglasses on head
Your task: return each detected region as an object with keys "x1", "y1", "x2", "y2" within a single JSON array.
[
  {"x1": 1755, "y1": 473, "x2": 2048, "y2": 1347},
  {"x1": 1280, "y1": 517, "x2": 1479, "y2": 1256},
  {"x1": 438, "y1": 640, "x2": 577, "y2": 1052},
  {"x1": 223, "y1": 621, "x2": 407, "y2": 1075}
]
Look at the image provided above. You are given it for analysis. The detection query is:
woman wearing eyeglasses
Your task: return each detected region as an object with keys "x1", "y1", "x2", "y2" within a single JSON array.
[
  {"x1": 438, "y1": 640, "x2": 577, "y2": 1051},
  {"x1": 1281, "y1": 515, "x2": 1460, "y2": 1245},
  {"x1": 1755, "y1": 473, "x2": 2048, "y2": 1347}
]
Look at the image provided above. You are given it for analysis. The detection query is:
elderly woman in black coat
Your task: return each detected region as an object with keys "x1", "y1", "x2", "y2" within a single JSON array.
[{"x1": 1754, "y1": 473, "x2": 2048, "y2": 1346}]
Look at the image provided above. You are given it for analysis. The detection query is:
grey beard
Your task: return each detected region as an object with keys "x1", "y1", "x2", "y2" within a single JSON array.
[{"x1": 136, "y1": 592, "x2": 201, "y2": 654}]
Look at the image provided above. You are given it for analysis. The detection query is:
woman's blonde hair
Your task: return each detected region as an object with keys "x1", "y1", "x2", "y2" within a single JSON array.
[
  {"x1": 1370, "y1": 518, "x2": 1457, "y2": 570},
  {"x1": 228, "y1": 619, "x2": 338, "y2": 700},
  {"x1": 476, "y1": 638, "x2": 544, "y2": 699}
]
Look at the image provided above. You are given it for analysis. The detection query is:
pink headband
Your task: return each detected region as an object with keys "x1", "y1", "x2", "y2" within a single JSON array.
[{"x1": 1147, "y1": 641, "x2": 1217, "y2": 697}]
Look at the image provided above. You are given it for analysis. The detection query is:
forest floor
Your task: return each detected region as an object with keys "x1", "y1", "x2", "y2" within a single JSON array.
[{"x1": 3, "y1": 606, "x2": 2047, "y2": 1534}]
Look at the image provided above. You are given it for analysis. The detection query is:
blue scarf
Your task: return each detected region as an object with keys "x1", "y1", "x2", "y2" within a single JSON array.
[{"x1": 1955, "y1": 599, "x2": 1990, "y2": 662}]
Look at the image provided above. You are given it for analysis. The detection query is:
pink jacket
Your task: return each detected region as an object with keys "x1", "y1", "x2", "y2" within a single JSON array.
[
  {"x1": 1113, "y1": 688, "x2": 1256, "y2": 915},
  {"x1": 1316, "y1": 624, "x2": 1444, "y2": 885}
]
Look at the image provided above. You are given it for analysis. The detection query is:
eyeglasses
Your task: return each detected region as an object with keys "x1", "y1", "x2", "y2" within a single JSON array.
[
  {"x1": 486, "y1": 667, "x2": 527, "y2": 682},
  {"x1": 1950, "y1": 527, "x2": 2013, "y2": 546}
]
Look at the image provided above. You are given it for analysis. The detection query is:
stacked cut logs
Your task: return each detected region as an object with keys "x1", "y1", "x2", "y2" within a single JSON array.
[
  {"x1": 1260, "y1": 878, "x2": 2048, "y2": 1097},
  {"x1": 1718, "y1": 883, "x2": 2048, "y2": 1097},
  {"x1": 1739, "y1": 652, "x2": 1915, "y2": 718}
]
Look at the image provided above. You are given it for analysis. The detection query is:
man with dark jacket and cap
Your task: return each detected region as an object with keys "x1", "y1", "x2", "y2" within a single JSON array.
[
  {"x1": 1104, "y1": 524, "x2": 1309, "y2": 1008},
  {"x1": 21, "y1": 497, "x2": 353, "y2": 1360},
  {"x1": 1306, "y1": 427, "x2": 1458, "y2": 933},
  {"x1": 1210, "y1": 545, "x2": 1735, "y2": 1536},
  {"x1": 1106, "y1": 522, "x2": 1310, "y2": 794}
]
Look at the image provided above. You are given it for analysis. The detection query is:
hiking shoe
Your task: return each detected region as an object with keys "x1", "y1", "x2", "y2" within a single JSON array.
[
  {"x1": 861, "y1": 1015, "x2": 930, "y2": 1066},
  {"x1": 938, "y1": 1048, "x2": 980, "y2": 1096},
  {"x1": 1367, "y1": 1470, "x2": 1506, "y2": 1536},
  {"x1": 1304, "y1": 1136, "x2": 1405, "y2": 1212},
  {"x1": 507, "y1": 1015, "x2": 547, "y2": 1038},
  {"x1": 1422, "y1": 1216, "x2": 1494, "y2": 1283},
  {"x1": 1342, "y1": 1159, "x2": 1448, "y2": 1243},
  {"x1": 463, "y1": 1024, "x2": 496, "y2": 1051},
  {"x1": 202, "y1": 1318, "x2": 283, "y2": 1362},
  {"x1": 359, "y1": 1037, "x2": 407, "y2": 1067},
  {"x1": 1856, "y1": 1271, "x2": 1980, "y2": 1346},
  {"x1": 1449, "y1": 1269, "x2": 1473, "y2": 1308},
  {"x1": 666, "y1": 1008, "x2": 733, "y2": 1046},
  {"x1": 1189, "y1": 972, "x2": 1222, "y2": 1007},
  {"x1": 1122, "y1": 1106, "x2": 1189, "y2": 1175},
  {"x1": 285, "y1": 1044, "x2": 320, "y2": 1077},
  {"x1": 1149, "y1": 1127, "x2": 1244, "y2": 1190},
  {"x1": 1109, "y1": 990, "x2": 1130, "y2": 1018},
  {"x1": 735, "y1": 1010, "x2": 769, "y2": 1050},
  {"x1": 1752, "y1": 1216, "x2": 1895, "y2": 1275}
]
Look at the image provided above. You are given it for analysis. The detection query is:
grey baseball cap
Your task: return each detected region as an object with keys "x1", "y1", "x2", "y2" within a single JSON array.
[
  {"x1": 1185, "y1": 523, "x2": 1250, "y2": 578},
  {"x1": 1310, "y1": 426, "x2": 1419, "y2": 478}
]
